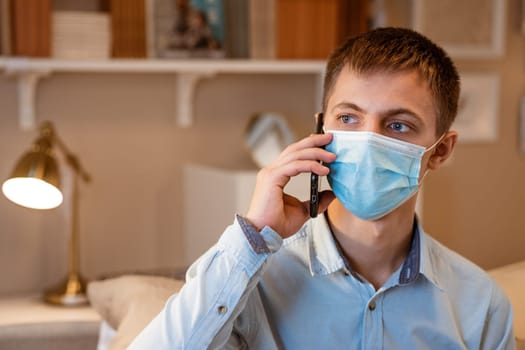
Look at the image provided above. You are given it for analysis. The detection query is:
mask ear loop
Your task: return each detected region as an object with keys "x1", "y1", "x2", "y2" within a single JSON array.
[
  {"x1": 425, "y1": 132, "x2": 447, "y2": 153},
  {"x1": 419, "y1": 132, "x2": 447, "y2": 182}
]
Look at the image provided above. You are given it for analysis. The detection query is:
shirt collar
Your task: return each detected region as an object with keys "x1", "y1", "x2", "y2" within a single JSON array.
[
  {"x1": 417, "y1": 221, "x2": 444, "y2": 290},
  {"x1": 398, "y1": 218, "x2": 420, "y2": 284},
  {"x1": 307, "y1": 214, "x2": 347, "y2": 276},
  {"x1": 306, "y1": 214, "x2": 443, "y2": 290}
]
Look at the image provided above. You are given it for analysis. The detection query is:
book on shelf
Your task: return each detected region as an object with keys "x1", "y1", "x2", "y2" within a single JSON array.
[
  {"x1": 276, "y1": 0, "x2": 369, "y2": 59},
  {"x1": 52, "y1": 11, "x2": 111, "y2": 60},
  {"x1": 110, "y1": 0, "x2": 147, "y2": 58},
  {"x1": 10, "y1": 0, "x2": 52, "y2": 57},
  {"x1": 248, "y1": 0, "x2": 276, "y2": 59},
  {"x1": 0, "y1": 0, "x2": 9, "y2": 55},
  {"x1": 223, "y1": 0, "x2": 249, "y2": 58},
  {"x1": 221, "y1": 0, "x2": 276, "y2": 59},
  {"x1": 337, "y1": 0, "x2": 369, "y2": 43},
  {"x1": 147, "y1": 0, "x2": 225, "y2": 59}
]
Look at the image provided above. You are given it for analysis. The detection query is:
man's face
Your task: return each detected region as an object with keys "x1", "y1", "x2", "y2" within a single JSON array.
[
  {"x1": 323, "y1": 67, "x2": 441, "y2": 175},
  {"x1": 324, "y1": 67, "x2": 439, "y2": 144}
]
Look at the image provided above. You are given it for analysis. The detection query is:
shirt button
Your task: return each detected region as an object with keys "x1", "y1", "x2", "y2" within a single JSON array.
[
  {"x1": 218, "y1": 305, "x2": 228, "y2": 314},
  {"x1": 368, "y1": 301, "x2": 376, "y2": 311}
]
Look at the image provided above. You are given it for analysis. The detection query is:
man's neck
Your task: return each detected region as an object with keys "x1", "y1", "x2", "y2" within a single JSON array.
[{"x1": 325, "y1": 198, "x2": 417, "y2": 290}]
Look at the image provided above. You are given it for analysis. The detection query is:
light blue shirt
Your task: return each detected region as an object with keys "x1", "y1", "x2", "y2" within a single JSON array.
[{"x1": 128, "y1": 214, "x2": 515, "y2": 349}]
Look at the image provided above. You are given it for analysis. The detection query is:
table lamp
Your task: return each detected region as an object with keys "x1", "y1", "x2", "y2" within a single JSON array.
[{"x1": 2, "y1": 121, "x2": 91, "y2": 306}]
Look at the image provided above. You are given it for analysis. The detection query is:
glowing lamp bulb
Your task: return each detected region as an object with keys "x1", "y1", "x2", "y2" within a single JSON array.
[{"x1": 2, "y1": 177, "x2": 63, "y2": 210}]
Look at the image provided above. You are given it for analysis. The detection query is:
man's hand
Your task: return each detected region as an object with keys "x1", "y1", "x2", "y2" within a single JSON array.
[{"x1": 245, "y1": 133, "x2": 336, "y2": 238}]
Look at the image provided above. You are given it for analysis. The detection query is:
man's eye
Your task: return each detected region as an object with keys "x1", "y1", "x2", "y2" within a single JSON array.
[
  {"x1": 340, "y1": 115, "x2": 357, "y2": 124},
  {"x1": 389, "y1": 122, "x2": 410, "y2": 132}
]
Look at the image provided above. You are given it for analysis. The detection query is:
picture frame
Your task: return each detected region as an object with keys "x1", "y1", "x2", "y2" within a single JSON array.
[
  {"x1": 146, "y1": 0, "x2": 225, "y2": 59},
  {"x1": 452, "y1": 73, "x2": 500, "y2": 143},
  {"x1": 412, "y1": 0, "x2": 506, "y2": 58}
]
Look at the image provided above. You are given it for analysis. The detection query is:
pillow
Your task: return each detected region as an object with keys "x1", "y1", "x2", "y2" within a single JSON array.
[
  {"x1": 488, "y1": 260, "x2": 525, "y2": 350},
  {"x1": 87, "y1": 275, "x2": 184, "y2": 350}
]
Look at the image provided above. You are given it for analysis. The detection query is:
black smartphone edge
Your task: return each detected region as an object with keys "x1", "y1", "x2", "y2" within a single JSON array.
[{"x1": 309, "y1": 112, "x2": 324, "y2": 218}]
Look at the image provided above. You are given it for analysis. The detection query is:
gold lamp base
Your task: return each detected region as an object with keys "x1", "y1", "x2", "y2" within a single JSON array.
[{"x1": 44, "y1": 274, "x2": 88, "y2": 306}]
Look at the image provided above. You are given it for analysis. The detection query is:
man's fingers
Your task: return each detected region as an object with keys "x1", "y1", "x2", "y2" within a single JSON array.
[
  {"x1": 264, "y1": 160, "x2": 331, "y2": 189},
  {"x1": 276, "y1": 147, "x2": 336, "y2": 169},
  {"x1": 280, "y1": 133, "x2": 333, "y2": 156}
]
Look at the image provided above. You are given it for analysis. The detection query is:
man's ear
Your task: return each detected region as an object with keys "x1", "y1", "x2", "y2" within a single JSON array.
[{"x1": 427, "y1": 130, "x2": 458, "y2": 170}]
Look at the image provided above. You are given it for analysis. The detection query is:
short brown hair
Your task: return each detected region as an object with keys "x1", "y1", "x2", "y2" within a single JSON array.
[{"x1": 323, "y1": 27, "x2": 460, "y2": 136}]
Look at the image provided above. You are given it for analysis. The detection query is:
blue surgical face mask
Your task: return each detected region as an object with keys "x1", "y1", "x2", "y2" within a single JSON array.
[{"x1": 324, "y1": 130, "x2": 443, "y2": 221}]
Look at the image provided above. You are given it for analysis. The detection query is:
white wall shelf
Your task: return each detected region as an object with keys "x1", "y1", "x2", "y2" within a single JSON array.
[{"x1": 0, "y1": 57, "x2": 326, "y2": 129}]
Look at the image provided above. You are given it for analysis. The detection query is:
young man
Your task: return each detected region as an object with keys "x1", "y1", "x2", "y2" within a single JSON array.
[{"x1": 129, "y1": 27, "x2": 515, "y2": 349}]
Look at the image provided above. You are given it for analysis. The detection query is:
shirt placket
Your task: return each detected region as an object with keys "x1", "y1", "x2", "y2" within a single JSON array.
[{"x1": 361, "y1": 285, "x2": 384, "y2": 350}]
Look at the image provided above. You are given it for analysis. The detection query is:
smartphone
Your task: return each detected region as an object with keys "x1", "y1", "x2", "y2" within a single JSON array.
[{"x1": 309, "y1": 112, "x2": 324, "y2": 218}]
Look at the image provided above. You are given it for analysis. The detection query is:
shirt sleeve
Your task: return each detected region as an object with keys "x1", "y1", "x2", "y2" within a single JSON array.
[
  {"x1": 127, "y1": 215, "x2": 283, "y2": 350},
  {"x1": 481, "y1": 282, "x2": 516, "y2": 350}
]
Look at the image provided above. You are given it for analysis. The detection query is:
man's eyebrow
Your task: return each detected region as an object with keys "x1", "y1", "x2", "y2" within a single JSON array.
[
  {"x1": 382, "y1": 108, "x2": 423, "y2": 121},
  {"x1": 331, "y1": 102, "x2": 364, "y2": 113}
]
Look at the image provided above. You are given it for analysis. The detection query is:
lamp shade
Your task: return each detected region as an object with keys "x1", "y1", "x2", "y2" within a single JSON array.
[{"x1": 2, "y1": 149, "x2": 63, "y2": 209}]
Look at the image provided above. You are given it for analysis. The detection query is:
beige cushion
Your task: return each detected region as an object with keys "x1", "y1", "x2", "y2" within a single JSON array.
[
  {"x1": 87, "y1": 275, "x2": 184, "y2": 350},
  {"x1": 488, "y1": 260, "x2": 525, "y2": 349}
]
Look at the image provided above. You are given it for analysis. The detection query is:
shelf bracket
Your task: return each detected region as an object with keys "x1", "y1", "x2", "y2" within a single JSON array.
[
  {"x1": 174, "y1": 72, "x2": 216, "y2": 127},
  {"x1": 4, "y1": 59, "x2": 51, "y2": 130}
]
